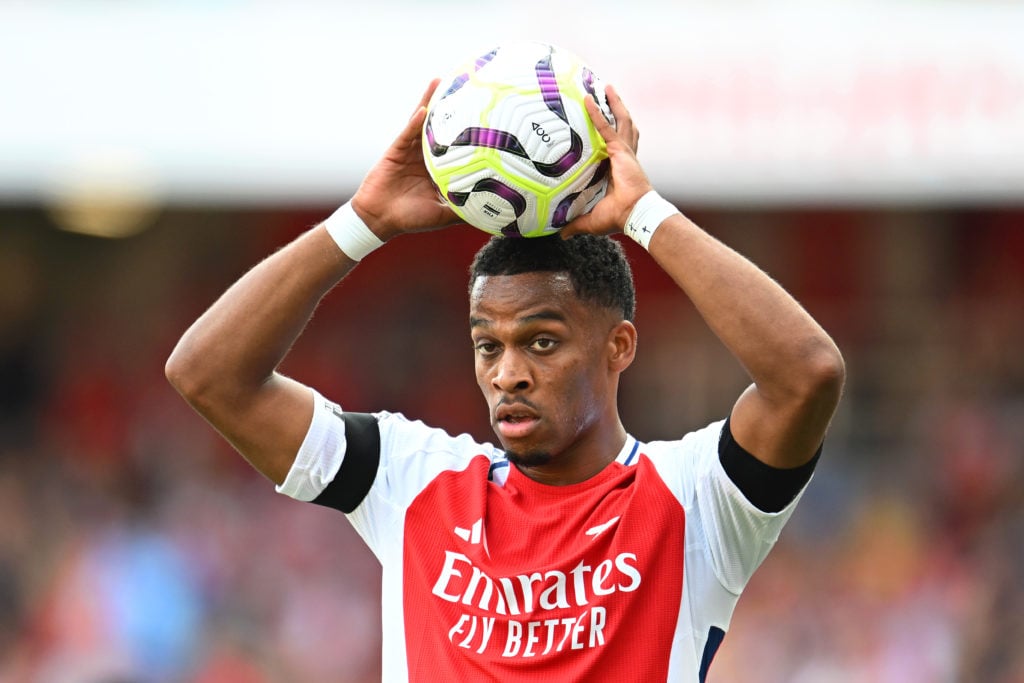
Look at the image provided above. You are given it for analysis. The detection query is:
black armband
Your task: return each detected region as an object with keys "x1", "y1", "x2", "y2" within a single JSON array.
[
  {"x1": 312, "y1": 412, "x2": 380, "y2": 514},
  {"x1": 718, "y1": 418, "x2": 820, "y2": 514}
]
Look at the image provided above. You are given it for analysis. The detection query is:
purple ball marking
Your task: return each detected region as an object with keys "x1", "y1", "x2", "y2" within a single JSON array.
[
  {"x1": 534, "y1": 54, "x2": 568, "y2": 123},
  {"x1": 451, "y1": 127, "x2": 529, "y2": 159},
  {"x1": 581, "y1": 67, "x2": 614, "y2": 126},
  {"x1": 437, "y1": 50, "x2": 495, "y2": 105},
  {"x1": 585, "y1": 159, "x2": 610, "y2": 189},
  {"x1": 438, "y1": 122, "x2": 580, "y2": 176},
  {"x1": 552, "y1": 192, "x2": 579, "y2": 227},
  {"x1": 424, "y1": 115, "x2": 449, "y2": 157},
  {"x1": 473, "y1": 177, "x2": 527, "y2": 217},
  {"x1": 551, "y1": 160, "x2": 610, "y2": 227},
  {"x1": 532, "y1": 132, "x2": 583, "y2": 177},
  {"x1": 442, "y1": 72, "x2": 471, "y2": 100},
  {"x1": 445, "y1": 178, "x2": 526, "y2": 235},
  {"x1": 446, "y1": 190, "x2": 470, "y2": 207},
  {"x1": 501, "y1": 224, "x2": 524, "y2": 238},
  {"x1": 582, "y1": 67, "x2": 597, "y2": 99},
  {"x1": 524, "y1": 52, "x2": 583, "y2": 177},
  {"x1": 475, "y1": 49, "x2": 498, "y2": 71}
]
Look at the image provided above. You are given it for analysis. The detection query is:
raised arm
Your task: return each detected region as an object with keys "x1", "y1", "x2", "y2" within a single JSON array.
[
  {"x1": 645, "y1": 214, "x2": 844, "y2": 468},
  {"x1": 165, "y1": 80, "x2": 458, "y2": 484},
  {"x1": 564, "y1": 88, "x2": 844, "y2": 469}
]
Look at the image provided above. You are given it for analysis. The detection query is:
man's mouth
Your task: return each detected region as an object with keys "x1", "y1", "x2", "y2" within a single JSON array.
[
  {"x1": 497, "y1": 414, "x2": 539, "y2": 439},
  {"x1": 495, "y1": 403, "x2": 540, "y2": 439}
]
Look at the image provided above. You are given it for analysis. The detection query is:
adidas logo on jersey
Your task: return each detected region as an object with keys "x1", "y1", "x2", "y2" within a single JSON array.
[{"x1": 454, "y1": 518, "x2": 483, "y2": 544}]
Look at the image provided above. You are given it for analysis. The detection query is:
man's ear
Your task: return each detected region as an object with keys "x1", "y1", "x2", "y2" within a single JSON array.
[{"x1": 608, "y1": 320, "x2": 637, "y2": 373}]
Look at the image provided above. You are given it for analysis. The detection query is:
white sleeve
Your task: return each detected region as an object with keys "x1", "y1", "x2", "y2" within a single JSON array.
[
  {"x1": 275, "y1": 387, "x2": 346, "y2": 502},
  {"x1": 274, "y1": 387, "x2": 497, "y2": 560},
  {"x1": 346, "y1": 413, "x2": 497, "y2": 558},
  {"x1": 647, "y1": 420, "x2": 811, "y2": 595}
]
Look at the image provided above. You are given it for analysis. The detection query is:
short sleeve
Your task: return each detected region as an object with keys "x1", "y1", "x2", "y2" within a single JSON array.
[
  {"x1": 643, "y1": 421, "x2": 812, "y2": 595},
  {"x1": 274, "y1": 387, "x2": 501, "y2": 561},
  {"x1": 275, "y1": 387, "x2": 350, "y2": 502}
]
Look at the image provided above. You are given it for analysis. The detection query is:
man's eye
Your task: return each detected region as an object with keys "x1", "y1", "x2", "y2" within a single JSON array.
[
  {"x1": 530, "y1": 338, "x2": 557, "y2": 352},
  {"x1": 475, "y1": 341, "x2": 498, "y2": 355}
]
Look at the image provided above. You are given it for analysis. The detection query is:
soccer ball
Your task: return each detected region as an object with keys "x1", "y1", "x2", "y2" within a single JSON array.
[{"x1": 422, "y1": 42, "x2": 615, "y2": 238}]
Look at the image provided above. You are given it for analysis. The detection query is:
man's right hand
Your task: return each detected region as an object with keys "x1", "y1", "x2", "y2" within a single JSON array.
[{"x1": 351, "y1": 79, "x2": 462, "y2": 242}]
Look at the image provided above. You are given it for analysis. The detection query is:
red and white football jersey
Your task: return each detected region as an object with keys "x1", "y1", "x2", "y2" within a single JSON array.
[{"x1": 277, "y1": 389, "x2": 809, "y2": 682}]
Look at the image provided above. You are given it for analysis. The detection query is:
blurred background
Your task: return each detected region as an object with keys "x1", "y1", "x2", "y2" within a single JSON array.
[{"x1": 1, "y1": 1, "x2": 1022, "y2": 681}]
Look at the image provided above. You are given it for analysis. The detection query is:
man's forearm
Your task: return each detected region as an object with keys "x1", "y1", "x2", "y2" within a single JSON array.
[
  {"x1": 646, "y1": 213, "x2": 844, "y2": 466},
  {"x1": 165, "y1": 225, "x2": 357, "y2": 483},
  {"x1": 167, "y1": 226, "x2": 354, "y2": 403},
  {"x1": 648, "y1": 215, "x2": 841, "y2": 397}
]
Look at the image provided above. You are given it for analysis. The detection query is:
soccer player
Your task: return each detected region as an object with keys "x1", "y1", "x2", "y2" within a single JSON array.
[{"x1": 166, "y1": 80, "x2": 844, "y2": 682}]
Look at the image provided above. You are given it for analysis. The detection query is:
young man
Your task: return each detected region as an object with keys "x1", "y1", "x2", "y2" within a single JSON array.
[{"x1": 166, "y1": 80, "x2": 844, "y2": 681}]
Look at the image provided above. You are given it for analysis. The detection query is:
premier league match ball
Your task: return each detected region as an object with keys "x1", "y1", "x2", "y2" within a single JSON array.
[{"x1": 422, "y1": 42, "x2": 615, "y2": 238}]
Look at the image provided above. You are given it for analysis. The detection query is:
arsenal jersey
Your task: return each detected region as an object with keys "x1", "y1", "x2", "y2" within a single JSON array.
[{"x1": 277, "y1": 389, "x2": 810, "y2": 682}]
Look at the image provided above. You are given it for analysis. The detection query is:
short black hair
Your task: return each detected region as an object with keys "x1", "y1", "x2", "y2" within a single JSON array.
[{"x1": 469, "y1": 234, "x2": 636, "y2": 321}]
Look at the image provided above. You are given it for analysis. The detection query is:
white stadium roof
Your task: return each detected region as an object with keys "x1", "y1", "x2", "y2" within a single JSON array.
[{"x1": 2, "y1": 1, "x2": 1023, "y2": 206}]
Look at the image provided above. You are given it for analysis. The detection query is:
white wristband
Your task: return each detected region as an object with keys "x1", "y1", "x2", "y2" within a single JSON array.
[
  {"x1": 323, "y1": 201, "x2": 384, "y2": 261},
  {"x1": 623, "y1": 190, "x2": 680, "y2": 250}
]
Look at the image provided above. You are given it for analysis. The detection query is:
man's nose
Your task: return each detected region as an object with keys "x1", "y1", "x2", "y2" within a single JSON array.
[{"x1": 492, "y1": 350, "x2": 532, "y2": 393}]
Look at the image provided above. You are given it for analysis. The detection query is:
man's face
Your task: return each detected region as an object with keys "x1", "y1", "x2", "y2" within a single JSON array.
[{"x1": 469, "y1": 271, "x2": 620, "y2": 466}]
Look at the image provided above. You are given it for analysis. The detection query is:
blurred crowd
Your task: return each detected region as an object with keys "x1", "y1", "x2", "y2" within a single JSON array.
[{"x1": 0, "y1": 205, "x2": 1021, "y2": 682}]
